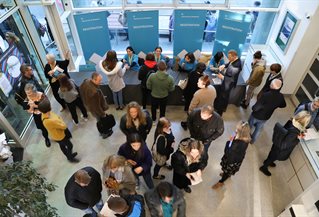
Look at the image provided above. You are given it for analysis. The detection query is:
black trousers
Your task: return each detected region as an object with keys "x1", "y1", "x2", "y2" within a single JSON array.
[
  {"x1": 153, "y1": 164, "x2": 162, "y2": 177},
  {"x1": 33, "y1": 113, "x2": 49, "y2": 140},
  {"x1": 50, "y1": 82, "x2": 66, "y2": 108},
  {"x1": 57, "y1": 136, "x2": 74, "y2": 160},
  {"x1": 66, "y1": 97, "x2": 88, "y2": 124},
  {"x1": 141, "y1": 87, "x2": 150, "y2": 109},
  {"x1": 262, "y1": 147, "x2": 278, "y2": 168},
  {"x1": 219, "y1": 173, "x2": 230, "y2": 183},
  {"x1": 151, "y1": 96, "x2": 168, "y2": 121}
]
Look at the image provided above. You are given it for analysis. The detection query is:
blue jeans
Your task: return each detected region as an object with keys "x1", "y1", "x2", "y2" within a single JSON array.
[
  {"x1": 83, "y1": 198, "x2": 103, "y2": 217},
  {"x1": 248, "y1": 115, "x2": 267, "y2": 144},
  {"x1": 112, "y1": 90, "x2": 123, "y2": 107}
]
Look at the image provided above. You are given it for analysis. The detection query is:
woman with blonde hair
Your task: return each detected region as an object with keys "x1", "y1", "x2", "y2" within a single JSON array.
[
  {"x1": 212, "y1": 121, "x2": 251, "y2": 189},
  {"x1": 260, "y1": 111, "x2": 311, "y2": 176},
  {"x1": 120, "y1": 101, "x2": 152, "y2": 141},
  {"x1": 58, "y1": 74, "x2": 88, "y2": 125},
  {"x1": 102, "y1": 154, "x2": 136, "y2": 194},
  {"x1": 152, "y1": 117, "x2": 175, "y2": 180},
  {"x1": 171, "y1": 138, "x2": 208, "y2": 193}
]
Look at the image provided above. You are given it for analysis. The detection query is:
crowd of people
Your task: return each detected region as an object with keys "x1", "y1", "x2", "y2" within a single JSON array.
[{"x1": 14, "y1": 46, "x2": 318, "y2": 217}]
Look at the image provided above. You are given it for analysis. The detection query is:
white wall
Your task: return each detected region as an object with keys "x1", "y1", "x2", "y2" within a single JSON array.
[{"x1": 268, "y1": 0, "x2": 319, "y2": 94}]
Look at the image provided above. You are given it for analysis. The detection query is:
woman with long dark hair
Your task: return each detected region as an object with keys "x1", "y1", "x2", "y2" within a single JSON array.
[
  {"x1": 118, "y1": 133, "x2": 154, "y2": 189},
  {"x1": 100, "y1": 50, "x2": 126, "y2": 110},
  {"x1": 122, "y1": 46, "x2": 140, "y2": 72},
  {"x1": 58, "y1": 74, "x2": 88, "y2": 125},
  {"x1": 178, "y1": 52, "x2": 197, "y2": 73},
  {"x1": 152, "y1": 117, "x2": 175, "y2": 180},
  {"x1": 212, "y1": 121, "x2": 251, "y2": 189},
  {"x1": 209, "y1": 51, "x2": 225, "y2": 73}
]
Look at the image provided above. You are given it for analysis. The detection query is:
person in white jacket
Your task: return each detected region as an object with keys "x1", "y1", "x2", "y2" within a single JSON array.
[{"x1": 100, "y1": 50, "x2": 126, "y2": 110}]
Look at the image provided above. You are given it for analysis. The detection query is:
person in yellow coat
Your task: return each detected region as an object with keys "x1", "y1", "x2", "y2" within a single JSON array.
[{"x1": 38, "y1": 98, "x2": 79, "y2": 163}]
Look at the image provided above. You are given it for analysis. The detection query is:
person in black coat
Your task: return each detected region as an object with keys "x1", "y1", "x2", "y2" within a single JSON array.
[
  {"x1": 44, "y1": 51, "x2": 71, "y2": 111},
  {"x1": 138, "y1": 53, "x2": 157, "y2": 109},
  {"x1": 248, "y1": 79, "x2": 286, "y2": 144},
  {"x1": 212, "y1": 121, "x2": 251, "y2": 189},
  {"x1": 257, "y1": 63, "x2": 283, "y2": 99},
  {"x1": 171, "y1": 138, "x2": 208, "y2": 193},
  {"x1": 187, "y1": 105, "x2": 224, "y2": 153},
  {"x1": 144, "y1": 181, "x2": 186, "y2": 217},
  {"x1": 120, "y1": 101, "x2": 152, "y2": 141},
  {"x1": 214, "y1": 50, "x2": 242, "y2": 116},
  {"x1": 118, "y1": 133, "x2": 154, "y2": 189},
  {"x1": 64, "y1": 167, "x2": 103, "y2": 216},
  {"x1": 260, "y1": 111, "x2": 311, "y2": 176},
  {"x1": 180, "y1": 62, "x2": 206, "y2": 130},
  {"x1": 152, "y1": 117, "x2": 175, "y2": 180}
]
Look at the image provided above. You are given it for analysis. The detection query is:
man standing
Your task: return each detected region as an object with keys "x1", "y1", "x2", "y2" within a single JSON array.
[
  {"x1": 144, "y1": 181, "x2": 186, "y2": 217},
  {"x1": 80, "y1": 72, "x2": 111, "y2": 138},
  {"x1": 147, "y1": 61, "x2": 175, "y2": 122},
  {"x1": 38, "y1": 99, "x2": 79, "y2": 162},
  {"x1": 248, "y1": 79, "x2": 286, "y2": 144},
  {"x1": 240, "y1": 50, "x2": 266, "y2": 109},
  {"x1": 188, "y1": 105, "x2": 224, "y2": 153},
  {"x1": 294, "y1": 96, "x2": 319, "y2": 129},
  {"x1": 215, "y1": 50, "x2": 242, "y2": 116},
  {"x1": 65, "y1": 167, "x2": 103, "y2": 216}
]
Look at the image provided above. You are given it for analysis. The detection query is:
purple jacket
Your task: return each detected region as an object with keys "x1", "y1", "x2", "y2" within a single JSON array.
[{"x1": 118, "y1": 142, "x2": 152, "y2": 174}]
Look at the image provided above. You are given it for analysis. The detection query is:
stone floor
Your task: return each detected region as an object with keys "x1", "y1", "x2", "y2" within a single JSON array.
[{"x1": 24, "y1": 96, "x2": 297, "y2": 217}]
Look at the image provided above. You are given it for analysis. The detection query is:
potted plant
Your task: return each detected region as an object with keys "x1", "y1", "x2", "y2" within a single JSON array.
[{"x1": 0, "y1": 161, "x2": 59, "y2": 217}]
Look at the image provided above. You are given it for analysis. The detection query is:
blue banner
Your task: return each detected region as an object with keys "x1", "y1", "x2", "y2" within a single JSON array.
[
  {"x1": 74, "y1": 11, "x2": 111, "y2": 61},
  {"x1": 127, "y1": 11, "x2": 159, "y2": 54},
  {"x1": 213, "y1": 11, "x2": 251, "y2": 56},
  {"x1": 173, "y1": 10, "x2": 206, "y2": 56}
]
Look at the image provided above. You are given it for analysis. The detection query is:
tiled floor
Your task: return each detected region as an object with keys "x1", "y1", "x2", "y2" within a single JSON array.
[{"x1": 24, "y1": 96, "x2": 297, "y2": 217}]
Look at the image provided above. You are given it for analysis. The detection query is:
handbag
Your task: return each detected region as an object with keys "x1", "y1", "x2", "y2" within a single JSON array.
[
  {"x1": 151, "y1": 135, "x2": 167, "y2": 166},
  {"x1": 178, "y1": 78, "x2": 188, "y2": 90}
]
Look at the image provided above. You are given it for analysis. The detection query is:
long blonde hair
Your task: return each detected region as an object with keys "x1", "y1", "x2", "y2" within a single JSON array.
[
  {"x1": 235, "y1": 121, "x2": 251, "y2": 143},
  {"x1": 293, "y1": 111, "x2": 311, "y2": 132},
  {"x1": 126, "y1": 101, "x2": 146, "y2": 128}
]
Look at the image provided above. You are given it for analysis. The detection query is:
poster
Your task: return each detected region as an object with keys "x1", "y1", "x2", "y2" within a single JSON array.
[{"x1": 127, "y1": 10, "x2": 159, "y2": 54}]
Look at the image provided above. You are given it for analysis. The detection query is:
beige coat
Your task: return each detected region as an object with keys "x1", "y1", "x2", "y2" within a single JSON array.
[{"x1": 188, "y1": 85, "x2": 217, "y2": 113}]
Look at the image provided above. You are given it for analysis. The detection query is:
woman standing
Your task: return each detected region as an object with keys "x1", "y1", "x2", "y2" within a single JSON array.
[
  {"x1": 178, "y1": 52, "x2": 197, "y2": 73},
  {"x1": 212, "y1": 121, "x2": 251, "y2": 189},
  {"x1": 24, "y1": 83, "x2": 50, "y2": 147},
  {"x1": 120, "y1": 101, "x2": 152, "y2": 142},
  {"x1": 118, "y1": 133, "x2": 154, "y2": 189},
  {"x1": 138, "y1": 53, "x2": 157, "y2": 109},
  {"x1": 44, "y1": 51, "x2": 71, "y2": 111},
  {"x1": 100, "y1": 50, "x2": 126, "y2": 110},
  {"x1": 58, "y1": 74, "x2": 88, "y2": 125},
  {"x1": 102, "y1": 154, "x2": 136, "y2": 194},
  {"x1": 171, "y1": 138, "x2": 208, "y2": 193},
  {"x1": 122, "y1": 46, "x2": 140, "y2": 72},
  {"x1": 208, "y1": 51, "x2": 225, "y2": 73},
  {"x1": 152, "y1": 117, "x2": 175, "y2": 180}
]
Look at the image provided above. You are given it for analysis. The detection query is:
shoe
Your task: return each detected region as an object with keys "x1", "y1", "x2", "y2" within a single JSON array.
[
  {"x1": 119, "y1": 106, "x2": 124, "y2": 110},
  {"x1": 153, "y1": 175, "x2": 165, "y2": 180},
  {"x1": 45, "y1": 139, "x2": 51, "y2": 147},
  {"x1": 81, "y1": 115, "x2": 88, "y2": 122},
  {"x1": 152, "y1": 121, "x2": 157, "y2": 126},
  {"x1": 70, "y1": 152, "x2": 78, "y2": 159},
  {"x1": 102, "y1": 130, "x2": 113, "y2": 139},
  {"x1": 240, "y1": 101, "x2": 248, "y2": 109},
  {"x1": 72, "y1": 120, "x2": 78, "y2": 126},
  {"x1": 212, "y1": 182, "x2": 224, "y2": 189},
  {"x1": 165, "y1": 165, "x2": 173, "y2": 170},
  {"x1": 181, "y1": 121, "x2": 188, "y2": 130},
  {"x1": 259, "y1": 166, "x2": 271, "y2": 176},
  {"x1": 68, "y1": 157, "x2": 80, "y2": 163},
  {"x1": 219, "y1": 172, "x2": 223, "y2": 177},
  {"x1": 116, "y1": 106, "x2": 120, "y2": 110},
  {"x1": 269, "y1": 162, "x2": 276, "y2": 167},
  {"x1": 60, "y1": 107, "x2": 66, "y2": 112},
  {"x1": 184, "y1": 186, "x2": 192, "y2": 193}
]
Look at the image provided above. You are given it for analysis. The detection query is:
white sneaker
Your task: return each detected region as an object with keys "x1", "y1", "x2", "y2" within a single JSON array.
[
  {"x1": 81, "y1": 115, "x2": 88, "y2": 122},
  {"x1": 72, "y1": 120, "x2": 78, "y2": 126}
]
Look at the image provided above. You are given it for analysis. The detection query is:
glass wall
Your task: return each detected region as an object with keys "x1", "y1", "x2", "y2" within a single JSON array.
[
  {"x1": 0, "y1": 0, "x2": 16, "y2": 18},
  {"x1": 0, "y1": 11, "x2": 47, "y2": 136}
]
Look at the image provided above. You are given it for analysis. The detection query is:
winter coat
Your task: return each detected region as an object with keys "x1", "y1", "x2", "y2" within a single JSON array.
[
  {"x1": 99, "y1": 61, "x2": 126, "y2": 92},
  {"x1": 64, "y1": 167, "x2": 102, "y2": 210},
  {"x1": 102, "y1": 165, "x2": 136, "y2": 193},
  {"x1": 183, "y1": 70, "x2": 203, "y2": 102},
  {"x1": 251, "y1": 89, "x2": 286, "y2": 120},
  {"x1": 188, "y1": 85, "x2": 217, "y2": 113},
  {"x1": 120, "y1": 110, "x2": 153, "y2": 141},
  {"x1": 79, "y1": 79, "x2": 108, "y2": 118},
  {"x1": 187, "y1": 108, "x2": 224, "y2": 144},
  {"x1": 260, "y1": 72, "x2": 283, "y2": 93},
  {"x1": 247, "y1": 59, "x2": 266, "y2": 87},
  {"x1": 118, "y1": 142, "x2": 153, "y2": 174},
  {"x1": 146, "y1": 70, "x2": 175, "y2": 98},
  {"x1": 138, "y1": 60, "x2": 157, "y2": 88},
  {"x1": 144, "y1": 185, "x2": 186, "y2": 217}
]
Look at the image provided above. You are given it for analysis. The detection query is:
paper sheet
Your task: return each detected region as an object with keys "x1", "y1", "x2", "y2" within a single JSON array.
[
  {"x1": 304, "y1": 128, "x2": 319, "y2": 141},
  {"x1": 189, "y1": 172, "x2": 203, "y2": 186}
]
